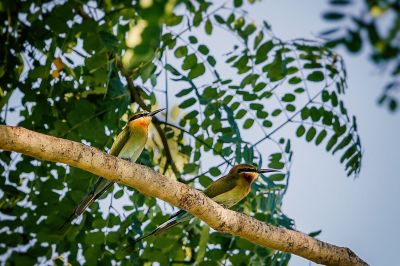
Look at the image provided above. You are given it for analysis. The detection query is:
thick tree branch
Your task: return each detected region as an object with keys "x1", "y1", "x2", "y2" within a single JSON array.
[{"x1": 0, "y1": 125, "x2": 368, "y2": 266}]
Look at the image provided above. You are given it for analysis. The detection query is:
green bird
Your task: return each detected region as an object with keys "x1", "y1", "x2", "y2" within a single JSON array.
[
  {"x1": 136, "y1": 164, "x2": 278, "y2": 241},
  {"x1": 60, "y1": 108, "x2": 165, "y2": 230}
]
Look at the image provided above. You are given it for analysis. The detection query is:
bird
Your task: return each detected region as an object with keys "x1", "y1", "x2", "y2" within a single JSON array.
[
  {"x1": 135, "y1": 164, "x2": 278, "y2": 242},
  {"x1": 59, "y1": 108, "x2": 165, "y2": 230}
]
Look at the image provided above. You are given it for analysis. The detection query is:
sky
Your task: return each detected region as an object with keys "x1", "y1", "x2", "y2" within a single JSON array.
[{"x1": 248, "y1": 1, "x2": 400, "y2": 265}]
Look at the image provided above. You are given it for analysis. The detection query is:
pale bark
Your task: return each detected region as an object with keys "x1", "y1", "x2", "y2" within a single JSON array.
[{"x1": 0, "y1": 125, "x2": 368, "y2": 266}]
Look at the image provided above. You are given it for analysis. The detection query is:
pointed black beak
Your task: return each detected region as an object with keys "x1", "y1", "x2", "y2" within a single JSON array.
[
  {"x1": 148, "y1": 108, "x2": 166, "y2": 117},
  {"x1": 257, "y1": 169, "x2": 279, "y2": 174}
]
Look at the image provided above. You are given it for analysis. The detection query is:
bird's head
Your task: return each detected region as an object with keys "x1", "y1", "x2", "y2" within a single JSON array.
[
  {"x1": 127, "y1": 108, "x2": 165, "y2": 128},
  {"x1": 230, "y1": 164, "x2": 278, "y2": 183}
]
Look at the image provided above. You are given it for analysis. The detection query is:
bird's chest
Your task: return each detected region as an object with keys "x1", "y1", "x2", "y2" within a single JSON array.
[
  {"x1": 213, "y1": 183, "x2": 249, "y2": 208},
  {"x1": 118, "y1": 132, "x2": 147, "y2": 162}
]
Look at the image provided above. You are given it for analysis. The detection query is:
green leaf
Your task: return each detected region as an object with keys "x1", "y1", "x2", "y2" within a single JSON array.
[
  {"x1": 203, "y1": 87, "x2": 218, "y2": 99},
  {"x1": 231, "y1": 102, "x2": 240, "y2": 110},
  {"x1": 174, "y1": 46, "x2": 188, "y2": 58},
  {"x1": 179, "y1": 98, "x2": 196, "y2": 108},
  {"x1": 198, "y1": 45, "x2": 209, "y2": 55},
  {"x1": 263, "y1": 52, "x2": 286, "y2": 81},
  {"x1": 296, "y1": 125, "x2": 306, "y2": 137},
  {"x1": 340, "y1": 146, "x2": 357, "y2": 163},
  {"x1": 99, "y1": 30, "x2": 119, "y2": 51},
  {"x1": 263, "y1": 120, "x2": 273, "y2": 127},
  {"x1": 189, "y1": 63, "x2": 206, "y2": 79},
  {"x1": 214, "y1": 15, "x2": 225, "y2": 24},
  {"x1": 286, "y1": 104, "x2": 296, "y2": 112},
  {"x1": 207, "y1": 56, "x2": 216, "y2": 67},
  {"x1": 315, "y1": 129, "x2": 327, "y2": 145},
  {"x1": 243, "y1": 118, "x2": 254, "y2": 129},
  {"x1": 269, "y1": 173, "x2": 285, "y2": 181},
  {"x1": 287, "y1": 66, "x2": 299, "y2": 74},
  {"x1": 85, "y1": 232, "x2": 104, "y2": 245},
  {"x1": 326, "y1": 134, "x2": 338, "y2": 151},
  {"x1": 306, "y1": 127, "x2": 317, "y2": 142},
  {"x1": 268, "y1": 161, "x2": 285, "y2": 169},
  {"x1": 182, "y1": 54, "x2": 197, "y2": 70},
  {"x1": 210, "y1": 167, "x2": 221, "y2": 176},
  {"x1": 176, "y1": 87, "x2": 193, "y2": 97},
  {"x1": 235, "y1": 109, "x2": 247, "y2": 119},
  {"x1": 322, "y1": 90, "x2": 330, "y2": 102},
  {"x1": 307, "y1": 71, "x2": 324, "y2": 82},
  {"x1": 114, "y1": 189, "x2": 124, "y2": 199},
  {"x1": 249, "y1": 103, "x2": 263, "y2": 111},
  {"x1": 310, "y1": 107, "x2": 321, "y2": 122},
  {"x1": 255, "y1": 41, "x2": 273, "y2": 64},
  {"x1": 271, "y1": 109, "x2": 282, "y2": 116},
  {"x1": 288, "y1": 76, "x2": 302, "y2": 84},
  {"x1": 282, "y1": 93, "x2": 295, "y2": 102},
  {"x1": 332, "y1": 134, "x2": 352, "y2": 154},
  {"x1": 345, "y1": 31, "x2": 362, "y2": 53},
  {"x1": 254, "y1": 31, "x2": 264, "y2": 49},
  {"x1": 165, "y1": 64, "x2": 181, "y2": 76},
  {"x1": 165, "y1": 14, "x2": 183, "y2": 26},
  {"x1": 331, "y1": 91, "x2": 338, "y2": 106},
  {"x1": 254, "y1": 82, "x2": 267, "y2": 92},
  {"x1": 205, "y1": 19, "x2": 213, "y2": 35},
  {"x1": 234, "y1": 0, "x2": 243, "y2": 7},
  {"x1": 199, "y1": 175, "x2": 212, "y2": 187},
  {"x1": 189, "y1": 35, "x2": 198, "y2": 44},
  {"x1": 193, "y1": 12, "x2": 202, "y2": 27}
]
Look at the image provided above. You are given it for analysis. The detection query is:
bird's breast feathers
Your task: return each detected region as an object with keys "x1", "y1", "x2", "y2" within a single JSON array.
[
  {"x1": 117, "y1": 127, "x2": 148, "y2": 161},
  {"x1": 212, "y1": 182, "x2": 250, "y2": 208}
]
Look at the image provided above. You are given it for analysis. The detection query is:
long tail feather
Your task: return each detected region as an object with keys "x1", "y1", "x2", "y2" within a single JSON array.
[
  {"x1": 136, "y1": 219, "x2": 180, "y2": 242},
  {"x1": 59, "y1": 178, "x2": 114, "y2": 230},
  {"x1": 59, "y1": 190, "x2": 98, "y2": 230},
  {"x1": 135, "y1": 211, "x2": 191, "y2": 242}
]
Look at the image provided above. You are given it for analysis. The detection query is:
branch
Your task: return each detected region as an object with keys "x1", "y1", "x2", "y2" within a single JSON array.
[{"x1": 0, "y1": 125, "x2": 368, "y2": 266}]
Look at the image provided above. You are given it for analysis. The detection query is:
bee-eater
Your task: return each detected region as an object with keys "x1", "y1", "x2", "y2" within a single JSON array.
[
  {"x1": 60, "y1": 108, "x2": 165, "y2": 230},
  {"x1": 135, "y1": 164, "x2": 277, "y2": 241}
]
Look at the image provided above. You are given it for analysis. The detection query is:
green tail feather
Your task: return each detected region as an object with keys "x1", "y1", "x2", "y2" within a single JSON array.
[
  {"x1": 59, "y1": 178, "x2": 114, "y2": 230},
  {"x1": 135, "y1": 210, "x2": 192, "y2": 242}
]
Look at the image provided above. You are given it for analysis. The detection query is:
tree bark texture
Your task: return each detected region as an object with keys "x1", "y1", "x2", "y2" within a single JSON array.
[{"x1": 0, "y1": 125, "x2": 368, "y2": 266}]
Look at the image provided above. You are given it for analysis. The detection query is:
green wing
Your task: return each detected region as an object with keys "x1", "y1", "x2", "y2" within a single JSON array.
[
  {"x1": 109, "y1": 127, "x2": 130, "y2": 156},
  {"x1": 204, "y1": 174, "x2": 238, "y2": 199}
]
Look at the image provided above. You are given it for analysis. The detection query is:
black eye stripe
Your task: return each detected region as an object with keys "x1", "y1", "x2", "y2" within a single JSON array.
[
  {"x1": 238, "y1": 168, "x2": 257, "y2": 173},
  {"x1": 129, "y1": 113, "x2": 146, "y2": 121}
]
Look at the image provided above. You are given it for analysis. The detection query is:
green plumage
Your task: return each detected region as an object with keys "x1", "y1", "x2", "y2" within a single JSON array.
[
  {"x1": 136, "y1": 164, "x2": 270, "y2": 242},
  {"x1": 59, "y1": 117, "x2": 150, "y2": 230}
]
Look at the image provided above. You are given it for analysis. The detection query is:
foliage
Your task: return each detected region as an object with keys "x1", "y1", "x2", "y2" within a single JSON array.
[
  {"x1": 0, "y1": 0, "x2": 362, "y2": 265},
  {"x1": 321, "y1": 0, "x2": 400, "y2": 112}
]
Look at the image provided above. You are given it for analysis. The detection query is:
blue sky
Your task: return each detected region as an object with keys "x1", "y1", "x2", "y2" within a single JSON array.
[{"x1": 248, "y1": 1, "x2": 400, "y2": 265}]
